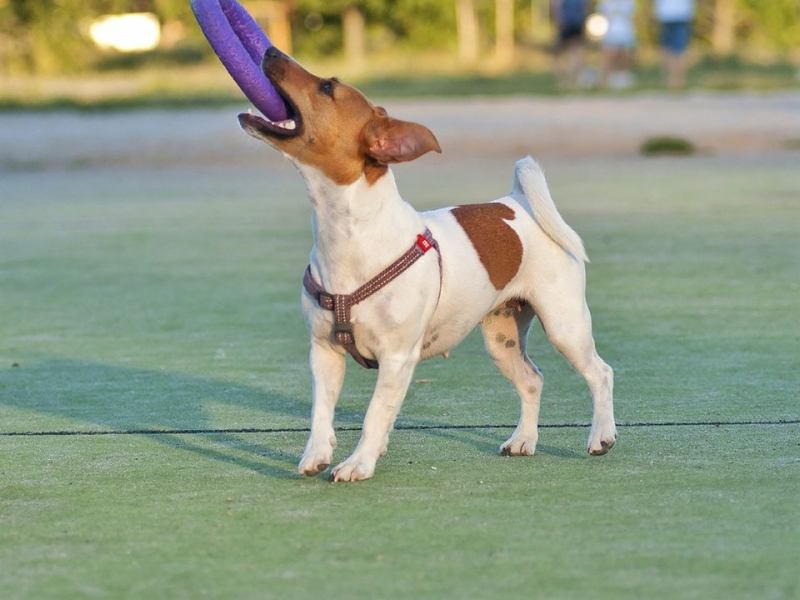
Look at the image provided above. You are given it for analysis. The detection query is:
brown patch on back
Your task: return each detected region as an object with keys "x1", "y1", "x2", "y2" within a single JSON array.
[{"x1": 451, "y1": 203, "x2": 523, "y2": 290}]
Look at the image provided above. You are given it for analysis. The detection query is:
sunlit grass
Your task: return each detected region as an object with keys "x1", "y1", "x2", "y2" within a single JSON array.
[{"x1": 1, "y1": 152, "x2": 798, "y2": 598}]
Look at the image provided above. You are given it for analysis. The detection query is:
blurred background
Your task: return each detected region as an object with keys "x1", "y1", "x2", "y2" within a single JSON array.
[{"x1": 1, "y1": 0, "x2": 799, "y2": 108}]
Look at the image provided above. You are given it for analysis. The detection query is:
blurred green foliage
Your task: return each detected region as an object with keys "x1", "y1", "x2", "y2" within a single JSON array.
[
  {"x1": 737, "y1": 0, "x2": 800, "y2": 52},
  {"x1": 293, "y1": 0, "x2": 461, "y2": 58},
  {"x1": 0, "y1": 0, "x2": 199, "y2": 74},
  {"x1": 0, "y1": 0, "x2": 798, "y2": 75}
]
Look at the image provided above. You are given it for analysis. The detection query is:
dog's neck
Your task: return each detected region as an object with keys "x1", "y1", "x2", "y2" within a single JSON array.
[{"x1": 300, "y1": 165, "x2": 423, "y2": 288}]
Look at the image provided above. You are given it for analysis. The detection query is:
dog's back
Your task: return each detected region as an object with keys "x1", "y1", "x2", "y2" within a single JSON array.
[{"x1": 511, "y1": 156, "x2": 588, "y2": 264}]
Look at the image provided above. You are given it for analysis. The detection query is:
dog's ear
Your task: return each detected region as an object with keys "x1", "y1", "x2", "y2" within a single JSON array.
[{"x1": 363, "y1": 113, "x2": 441, "y2": 164}]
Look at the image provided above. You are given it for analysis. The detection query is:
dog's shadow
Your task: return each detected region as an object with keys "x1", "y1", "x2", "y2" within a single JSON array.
[
  {"x1": 1, "y1": 358, "x2": 584, "y2": 479},
  {"x1": 401, "y1": 423, "x2": 586, "y2": 460},
  {"x1": 0, "y1": 357, "x2": 310, "y2": 478}
]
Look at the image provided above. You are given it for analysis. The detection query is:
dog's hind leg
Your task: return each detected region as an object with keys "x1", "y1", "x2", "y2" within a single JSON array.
[
  {"x1": 536, "y1": 296, "x2": 617, "y2": 455},
  {"x1": 298, "y1": 339, "x2": 347, "y2": 476},
  {"x1": 481, "y1": 302, "x2": 543, "y2": 456}
]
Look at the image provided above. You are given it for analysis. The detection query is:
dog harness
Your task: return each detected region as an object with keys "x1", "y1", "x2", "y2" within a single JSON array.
[{"x1": 303, "y1": 229, "x2": 440, "y2": 370}]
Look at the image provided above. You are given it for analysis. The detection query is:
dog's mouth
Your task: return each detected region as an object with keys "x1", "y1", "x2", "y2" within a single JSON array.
[{"x1": 238, "y1": 79, "x2": 301, "y2": 140}]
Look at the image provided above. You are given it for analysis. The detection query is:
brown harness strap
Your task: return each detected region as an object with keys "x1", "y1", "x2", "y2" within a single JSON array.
[{"x1": 303, "y1": 229, "x2": 440, "y2": 370}]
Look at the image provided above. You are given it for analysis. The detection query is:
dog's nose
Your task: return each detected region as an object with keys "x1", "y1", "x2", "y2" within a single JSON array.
[
  {"x1": 261, "y1": 45, "x2": 285, "y2": 72},
  {"x1": 265, "y1": 45, "x2": 283, "y2": 60},
  {"x1": 261, "y1": 45, "x2": 284, "y2": 74}
]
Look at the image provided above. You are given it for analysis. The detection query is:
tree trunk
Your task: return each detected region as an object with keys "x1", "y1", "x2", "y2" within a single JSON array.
[
  {"x1": 242, "y1": 1, "x2": 293, "y2": 54},
  {"x1": 712, "y1": 0, "x2": 736, "y2": 56},
  {"x1": 456, "y1": 0, "x2": 479, "y2": 64},
  {"x1": 495, "y1": 0, "x2": 515, "y2": 65},
  {"x1": 342, "y1": 4, "x2": 366, "y2": 68}
]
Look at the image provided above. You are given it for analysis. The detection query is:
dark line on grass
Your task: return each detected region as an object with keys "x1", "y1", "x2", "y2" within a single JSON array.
[{"x1": 1, "y1": 419, "x2": 797, "y2": 437}]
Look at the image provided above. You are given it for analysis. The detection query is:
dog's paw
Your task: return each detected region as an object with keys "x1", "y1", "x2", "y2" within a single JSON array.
[
  {"x1": 587, "y1": 424, "x2": 617, "y2": 456},
  {"x1": 500, "y1": 434, "x2": 537, "y2": 457},
  {"x1": 298, "y1": 458, "x2": 331, "y2": 477},
  {"x1": 329, "y1": 455, "x2": 377, "y2": 483},
  {"x1": 298, "y1": 435, "x2": 336, "y2": 477}
]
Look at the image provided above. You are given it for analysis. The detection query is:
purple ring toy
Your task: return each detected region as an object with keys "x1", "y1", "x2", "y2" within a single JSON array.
[{"x1": 191, "y1": 0, "x2": 288, "y2": 121}]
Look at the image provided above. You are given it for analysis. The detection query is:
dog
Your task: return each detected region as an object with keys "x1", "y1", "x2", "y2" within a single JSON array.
[{"x1": 238, "y1": 47, "x2": 617, "y2": 482}]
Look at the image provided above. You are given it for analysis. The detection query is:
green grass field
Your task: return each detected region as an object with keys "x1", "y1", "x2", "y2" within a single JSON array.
[
  {"x1": 1, "y1": 150, "x2": 798, "y2": 598},
  {"x1": 1, "y1": 55, "x2": 798, "y2": 111}
]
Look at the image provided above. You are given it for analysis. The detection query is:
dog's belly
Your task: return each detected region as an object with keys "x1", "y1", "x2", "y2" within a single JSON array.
[
  {"x1": 419, "y1": 319, "x2": 471, "y2": 360},
  {"x1": 418, "y1": 267, "x2": 510, "y2": 360}
]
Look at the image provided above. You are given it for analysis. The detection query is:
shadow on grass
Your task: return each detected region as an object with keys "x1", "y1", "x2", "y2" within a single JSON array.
[
  {"x1": 536, "y1": 444, "x2": 585, "y2": 459},
  {"x1": 153, "y1": 433, "x2": 298, "y2": 479},
  {"x1": 1, "y1": 358, "x2": 588, "y2": 477},
  {"x1": 0, "y1": 357, "x2": 308, "y2": 478},
  {"x1": 407, "y1": 423, "x2": 586, "y2": 460}
]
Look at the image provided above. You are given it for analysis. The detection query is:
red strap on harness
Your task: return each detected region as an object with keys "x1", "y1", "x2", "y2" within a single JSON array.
[{"x1": 303, "y1": 228, "x2": 440, "y2": 369}]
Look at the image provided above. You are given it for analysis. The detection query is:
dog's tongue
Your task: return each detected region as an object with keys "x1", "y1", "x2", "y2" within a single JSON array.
[{"x1": 191, "y1": 0, "x2": 288, "y2": 121}]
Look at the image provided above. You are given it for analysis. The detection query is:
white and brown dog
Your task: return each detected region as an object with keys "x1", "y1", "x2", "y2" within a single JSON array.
[{"x1": 239, "y1": 47, "x2": 616, "y2": 482}]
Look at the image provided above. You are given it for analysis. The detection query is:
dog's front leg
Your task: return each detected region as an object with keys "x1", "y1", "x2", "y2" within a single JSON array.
[
  {"x1": 298, "y1": 339, "x2": 346, "y2": 477},
  {"x1": 330, "y1": 355, "x2": 417, "y2": 482}
]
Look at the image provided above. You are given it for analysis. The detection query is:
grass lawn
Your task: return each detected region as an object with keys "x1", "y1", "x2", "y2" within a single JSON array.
[
  {"x1": 1, "y1": 55, "x2": 798, "y2": 111},
  {"x1": 1, "y1": 151, "x2": 798, "y2": 598}
]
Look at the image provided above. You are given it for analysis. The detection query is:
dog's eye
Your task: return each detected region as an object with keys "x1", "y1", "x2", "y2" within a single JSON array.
[{"x1": 319, "y1": 79, "x2": 334, "y2": 98}]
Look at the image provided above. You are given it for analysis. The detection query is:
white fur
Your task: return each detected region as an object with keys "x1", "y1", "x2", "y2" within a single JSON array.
[
  {"x1": 297, "y1": 156, "x2": 617, "y2": 481},
  {"x1": 512, "y1": 157, "x2": 588, "y2": 263}
]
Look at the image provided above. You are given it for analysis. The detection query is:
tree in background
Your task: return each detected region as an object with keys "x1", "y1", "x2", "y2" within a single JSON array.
[
  {"x1": 1, "y1": 0, "x2": 799, "y2": 75},
  {"x1": 663, "y1": 0, "x2": 800, "y2": 60},
  {"x1": 1, "y1": 0, "x2": 91, "y2": 74},
  {"x1": 0, "y1": 0, "x2": 197, "y2": 74},
  {"x1": 292, "y1": 0, "x2": 456, "y2": 63},
  {"x1": 711, "y1": 0, "x2": 736, "y2": 56},
  {"x1": 736, "y1": 0, "x2": 800, "y2": 57}
]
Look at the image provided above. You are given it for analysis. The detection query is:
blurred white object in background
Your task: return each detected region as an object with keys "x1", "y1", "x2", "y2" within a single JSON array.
[{"x1": 89, "y1": 13, "x2": 161, "y2": 53}]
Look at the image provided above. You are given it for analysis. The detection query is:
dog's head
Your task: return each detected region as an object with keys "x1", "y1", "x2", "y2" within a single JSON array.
[{"x1": 238, "y1": 47, "x2": 441, "y2": 185}]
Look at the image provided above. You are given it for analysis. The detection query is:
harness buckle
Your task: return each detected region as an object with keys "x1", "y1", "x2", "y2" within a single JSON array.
[
  {"x1": 416, "y1": 234, "x2": 433, "y2": 253},
  {"x1": 333, "y1": 322, "x2": 354, "y2": 345},
  {"x1": 317, "y1": 291, "x2": 335, "y2": 311},
  {"x1": 333, "y1": 321, "x2": 353, "y2": 334}
]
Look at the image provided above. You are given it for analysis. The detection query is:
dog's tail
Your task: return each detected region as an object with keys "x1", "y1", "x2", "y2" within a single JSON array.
[{"x1": 511, "y1": 156, "x2": 588, "y2": 263}]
